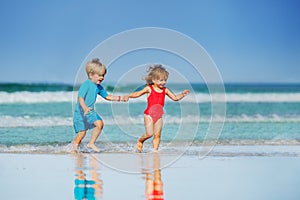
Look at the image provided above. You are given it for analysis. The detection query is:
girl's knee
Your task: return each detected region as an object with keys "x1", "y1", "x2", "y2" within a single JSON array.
[
  {"x1": 144, "y1": 133, "x2": 154, "y2": 138},
  {"x1": 154, "y1": 133, "x2": 161, "y2": 139}
]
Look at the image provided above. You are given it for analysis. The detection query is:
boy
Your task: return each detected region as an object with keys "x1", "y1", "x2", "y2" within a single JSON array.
[{"x1": 72, "y1": 58, "x2": 127, "y2": 152}]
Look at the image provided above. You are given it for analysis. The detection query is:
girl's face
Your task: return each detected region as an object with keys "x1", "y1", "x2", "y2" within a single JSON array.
[
  {"x1": 89, "y1": 70, "x2": 106, "y2": 84},
  {"x1": 153, "y1": 77, "x2": 167, "y2": 89}
]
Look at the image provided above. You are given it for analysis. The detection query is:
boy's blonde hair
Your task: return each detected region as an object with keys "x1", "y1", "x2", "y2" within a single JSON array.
[
  {"x1": 144, "y1": 64, "x2": 169, "y2": 85},
  {"x1": 85, "y1": 58, "x2": 106, "y2": 76}
]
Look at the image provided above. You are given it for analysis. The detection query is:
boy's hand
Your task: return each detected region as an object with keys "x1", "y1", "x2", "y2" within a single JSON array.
[{"x1": 83, "y1": 108, "x2": 91, "y2": 116}]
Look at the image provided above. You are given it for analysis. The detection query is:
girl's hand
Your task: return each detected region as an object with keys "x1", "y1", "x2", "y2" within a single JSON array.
[{"x1": 182, "y1": 89, "x2": 190, "y2": 97}]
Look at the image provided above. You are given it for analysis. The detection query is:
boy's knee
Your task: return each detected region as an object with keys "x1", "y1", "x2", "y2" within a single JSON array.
[{"x1": 94, "y1": 120, "x2": 104, "y2": 129}]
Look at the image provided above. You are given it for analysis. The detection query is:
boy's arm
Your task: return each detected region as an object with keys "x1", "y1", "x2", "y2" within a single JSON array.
[
  {"x1": 166, "y1": 88, "x2": 190, "y2": 101},
  {"x1": 78, "y1": 97, "x2": 90, "y2": 115},
  {"x1": 105, "y1": 94, "x2": 127, "y2": 102}
]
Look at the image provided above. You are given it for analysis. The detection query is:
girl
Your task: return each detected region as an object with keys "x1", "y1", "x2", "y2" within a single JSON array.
[{"x1": 127, "y1": 64, "x2": 190, "y2": 152}]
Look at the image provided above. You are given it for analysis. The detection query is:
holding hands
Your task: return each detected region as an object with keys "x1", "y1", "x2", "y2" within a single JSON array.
[{"x1": 120, "y1": 95, "x2": 129, "y2": 102}]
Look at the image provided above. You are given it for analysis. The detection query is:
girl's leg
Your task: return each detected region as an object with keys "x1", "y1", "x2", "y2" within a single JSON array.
[
  {"x1": 152, "y1": 118, "x2": 163, "y2": 151},
  {"x1": 87, "y1": 120, "x2": 104, "y2": 152},
  {"x1": 137, "y1": 115, "x2": 154, "y2": 152}
]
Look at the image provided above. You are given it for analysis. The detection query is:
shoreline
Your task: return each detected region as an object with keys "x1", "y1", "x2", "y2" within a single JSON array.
[
  {"x1": 1, "y1": 144, "x2": 300, "y2": 156},
  {"x1": 1, "y1": 151, "x2": 300, "y2": 200}
]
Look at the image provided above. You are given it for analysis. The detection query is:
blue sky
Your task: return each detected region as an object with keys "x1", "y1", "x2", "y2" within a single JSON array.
[{"x1": 0, "y1": 0, "x2": 299, "y2": 84}]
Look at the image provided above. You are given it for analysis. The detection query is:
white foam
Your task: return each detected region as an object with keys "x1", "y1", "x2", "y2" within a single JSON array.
[
  {"x1": 1, "y1": 143, "x2": 300, "y2": 156},
  {"x1": 0, "y1": 143, "x2": 74, "y2": 154},
  {"x1": 1, "y1": 91, "x2": 300, "y2": 103},
  {"x1": 182, "y1": 93, "x2": 300, "y2": 103},
  {"x1": 0, "y1": 91, "x2": 74, "y2": 103},
  {"x1": 0, "y1": 116, "x2": 73, "y2": 127},
  {"x1": 0, "y1": 114, "x2": 299, "y2": 128}
]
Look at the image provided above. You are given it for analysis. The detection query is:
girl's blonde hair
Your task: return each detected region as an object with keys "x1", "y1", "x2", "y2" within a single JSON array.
[
  {"x1": 85, "y1": 58, "x2": 106, "y2": 76},
  {"x1": 144, "y1": 64, "x2": 169, "y2": 85}
]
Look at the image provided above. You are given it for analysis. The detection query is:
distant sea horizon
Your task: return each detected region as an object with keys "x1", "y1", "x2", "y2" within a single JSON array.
[{"x1": 0, "y1": 82, "x2": 300, "y2": 93}]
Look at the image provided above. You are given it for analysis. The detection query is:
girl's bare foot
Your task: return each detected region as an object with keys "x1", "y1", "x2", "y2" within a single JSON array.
[
  {"x1": 136, "y1": 140, "x2": 143, "y2": 153},
  {"x1": 152, "y1": 149, "x2": 158, "y2": 153},
  {"x1": 87, "y1": 143, "x2": 100, "y2": 152}
]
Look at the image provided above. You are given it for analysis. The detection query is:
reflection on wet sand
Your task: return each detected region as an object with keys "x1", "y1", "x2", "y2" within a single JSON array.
[
  {"x1": 142, "y1": 153, "x2": 164, "y2": 200},
  {"x1": 74, "y1": 153, "x2": 103, "y2": 200},
  {"x1": 73, "y1": 152, "x2": 165, "y2": 199}
]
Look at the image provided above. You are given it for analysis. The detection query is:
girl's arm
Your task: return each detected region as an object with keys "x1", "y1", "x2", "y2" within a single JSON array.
[
  {"x1": 127, "y1": 86, "x2": 150, "y2": 98},
  {"x1": 166, "y1": 88, "x2": 190, "y2": 101}
]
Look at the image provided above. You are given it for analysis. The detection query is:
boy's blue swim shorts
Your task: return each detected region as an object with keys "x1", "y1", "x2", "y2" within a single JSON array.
[{"x1": 73, "y1": 110, "x2": 102, "y2": 133}]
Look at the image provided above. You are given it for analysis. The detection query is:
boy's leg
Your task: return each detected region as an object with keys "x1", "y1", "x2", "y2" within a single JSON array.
[
  {"x1": 137, "y1": 115, "x2": 154, "y2": 152},
  {"x1": 152, "y1": 118, "x2": 163, "y2": 151},
  {"x1": 87, "y1": 120, "x2": 104, "y2": 152},
  {"x1": 74, "y1": 130, "x2": 87, "y2": 145},
  {"x1": 72, "y1": 130, "x2": 86, "y2": 152},
  {"x1": 73, "y1": 116, "x2": 87, "y2": 152}
]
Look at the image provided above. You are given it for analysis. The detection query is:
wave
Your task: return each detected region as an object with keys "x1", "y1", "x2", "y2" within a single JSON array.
[
  {"x1": 0, "y1": 143, "x2": 74, "y2": 154},
  {"x1": 0, "y1": 116, "x2": 73, "y2": 127},
  {"x1": 0, "y1": 91, "x2": 74, "y2": 103},
  {"x1": 1, "y1": 91, "x2": 300, "y2": 103},
  {"x1": 0, "y1": 114, "x2": 299, "y2": 128}
]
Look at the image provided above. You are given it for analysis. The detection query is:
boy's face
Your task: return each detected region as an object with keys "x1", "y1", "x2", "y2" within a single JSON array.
[{"x1": 89, "y1": 70, "x2": 106, "y2": 84}]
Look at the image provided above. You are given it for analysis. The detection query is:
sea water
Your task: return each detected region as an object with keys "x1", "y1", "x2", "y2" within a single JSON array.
[{"x1": 0, "y1": 83, "x2": 300, "y2": 156}]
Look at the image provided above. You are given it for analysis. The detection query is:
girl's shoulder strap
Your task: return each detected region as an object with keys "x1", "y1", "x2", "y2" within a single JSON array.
[
  {"x1": 149, "y1": 84, "x2": 153, "y2": 90},
  {"x1": 162, "y1": 87, "x2": 166, "y2": 94}
]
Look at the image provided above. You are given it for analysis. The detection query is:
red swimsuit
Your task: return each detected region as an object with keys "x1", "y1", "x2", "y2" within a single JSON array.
[{"x1": 144, "y1": 85, "x2": 166, "y2": 123}]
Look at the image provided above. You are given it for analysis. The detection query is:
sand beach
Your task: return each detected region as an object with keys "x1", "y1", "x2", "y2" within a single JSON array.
[{"x1": 1, "y1": 148, "x2": 300, "y2": 200}]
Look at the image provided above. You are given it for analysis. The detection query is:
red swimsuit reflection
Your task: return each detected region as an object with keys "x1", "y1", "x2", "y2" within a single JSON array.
[{"x1": 143, "y1": 153, "x2": 164, "y2": 200}]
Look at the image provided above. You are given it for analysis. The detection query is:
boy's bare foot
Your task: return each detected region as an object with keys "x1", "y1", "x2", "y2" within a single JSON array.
[
  {"x1": 136, "y1": 141, "x2": 143, "y2": 153},
  {"x1": 87, "y1": 143, "x2": 100, "y2": 153},
  {"x1": 71, "y1": 143, "x2": 79, "y2": 153}
]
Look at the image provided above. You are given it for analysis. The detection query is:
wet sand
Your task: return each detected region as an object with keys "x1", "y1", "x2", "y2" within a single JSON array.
[{"x1": 1, "y1": 152, "x2": 300, "y2": 200}]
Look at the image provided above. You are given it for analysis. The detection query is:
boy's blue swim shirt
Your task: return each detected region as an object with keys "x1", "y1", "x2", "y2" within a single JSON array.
[
  {"x1": 77, "y1": 79, "x2": 108, "y2": 109},
  {"x1": 73, "y1": 79, "x2": 108, "y2": 133}
]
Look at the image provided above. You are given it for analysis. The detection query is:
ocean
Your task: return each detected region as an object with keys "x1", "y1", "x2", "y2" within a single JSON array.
[{"x1": 0, "y1": 83, "x2": 300, "y2": 156}]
